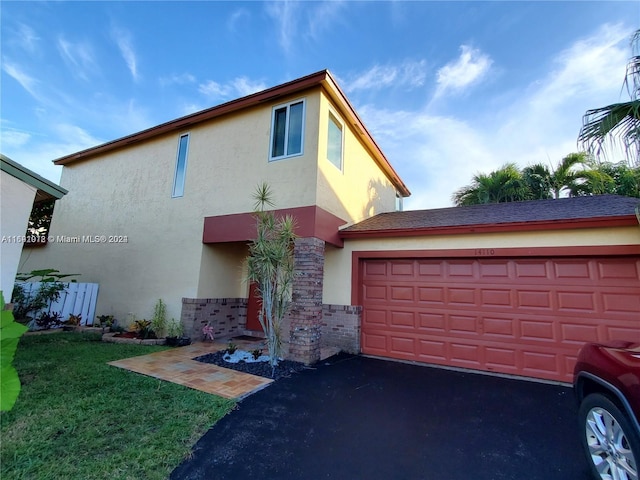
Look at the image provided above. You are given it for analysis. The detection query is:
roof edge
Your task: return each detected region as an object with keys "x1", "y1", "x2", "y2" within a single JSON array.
[
  {"x1": 339, "y1": 215, "x2": 639, "y2": 239},
  {"x1": 1, "y1": 154, "x2": 67, "y2": 200}
]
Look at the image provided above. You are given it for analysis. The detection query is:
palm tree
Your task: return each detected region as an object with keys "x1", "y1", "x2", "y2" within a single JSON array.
[
  {"x1": 578, "y1": 30, "x2": 640, "y2": 165},
  {"x1": 555, "y1": 152, "x2": 609, "y2": 198},
  {"x1": 452, "y1": 163, "x2": 530, "y2": 206},
  {"x1": 453, "y1": 153, "x2": 613, "y2": 206},
  {"x1": 591, "y1": 161, "x2": 640, "y2": 197}
]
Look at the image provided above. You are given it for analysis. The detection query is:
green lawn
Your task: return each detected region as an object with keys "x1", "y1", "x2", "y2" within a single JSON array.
[{"x1": 1, "y1": 332, "x2": 235, "y2": 480}]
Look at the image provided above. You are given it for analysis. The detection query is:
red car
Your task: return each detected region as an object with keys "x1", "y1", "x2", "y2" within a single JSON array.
[{"x1": 574, "y1": 341, "x2": 640, "y2": 480}]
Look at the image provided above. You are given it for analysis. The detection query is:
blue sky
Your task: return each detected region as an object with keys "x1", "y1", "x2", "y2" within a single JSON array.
[{"x1": 1, "y1": 1, "x2": 638, "y2": 209}]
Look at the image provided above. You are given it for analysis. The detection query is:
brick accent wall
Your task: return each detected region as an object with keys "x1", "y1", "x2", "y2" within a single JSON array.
[
  {"x1": 321, "y1": 304, "x2": 362, "y2": 353},
  {"x1": 181, "y1": 298, "x2": 246, "y2": 341},
  {"x1": 288, "y1": 237, "x2": 324, "y2": 365}
]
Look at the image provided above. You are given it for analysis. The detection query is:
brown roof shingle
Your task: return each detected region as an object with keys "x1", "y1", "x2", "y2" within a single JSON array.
[{"x1": 340, "y1": 195, "x2": 640, "y2": 238}]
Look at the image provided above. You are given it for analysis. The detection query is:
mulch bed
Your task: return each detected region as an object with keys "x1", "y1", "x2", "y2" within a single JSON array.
[{"x1": 194, "y1": 351, "x2": 307, "y2": 381}]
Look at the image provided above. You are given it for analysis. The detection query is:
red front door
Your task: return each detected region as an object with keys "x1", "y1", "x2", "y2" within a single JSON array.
[{"x1": 246, "y1": 283, "x2": 264, "y2": 332}]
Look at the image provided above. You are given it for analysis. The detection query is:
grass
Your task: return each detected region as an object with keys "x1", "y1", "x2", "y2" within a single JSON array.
[{"x1": 1, "y1": 332, "x2": 235, "y2": 480}]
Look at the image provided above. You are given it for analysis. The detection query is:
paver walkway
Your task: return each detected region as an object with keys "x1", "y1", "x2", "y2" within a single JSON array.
[{"x1": 109, "y1": 340, "x2": 273, "y2": 399}]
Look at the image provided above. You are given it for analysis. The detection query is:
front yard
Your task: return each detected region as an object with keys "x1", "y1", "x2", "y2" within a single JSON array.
[{"x1": 0, "y1": 332, "x2": 234, "y2": 480}]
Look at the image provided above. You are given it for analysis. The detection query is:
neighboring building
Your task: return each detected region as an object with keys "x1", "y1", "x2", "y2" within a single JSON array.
[
  {"x1": 19, "y1": 70, "x2": 640, "y2": 381},
  {"x1": 1, "y1": 154, "x2": 67, "y2": 298}
]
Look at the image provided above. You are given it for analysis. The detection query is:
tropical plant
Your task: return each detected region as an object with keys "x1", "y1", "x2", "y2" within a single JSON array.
[
  {"x1": 151, "y1": 299, "x2": 167, "y2": 338},
  {"x1": 590, "y1": 160, "x2": 640, "y2": 197},
  {"x1": 0, "y1": 292, "x2": 28, "y2": 412},
  {"x1": 166, "y1": 318, "x2": 183, "y2": 338},
  {"x1": 452, "y1": 163, "x2": 531, "y2": 206},
  {"x1": 11, "y1": 269, "x2": 79, "y2": 323},
  {"x1": 453, "y1": 153, "x2": 616, "y2": 206},
  {"x1": 578, "y1": 29, "x2": 639, "y2": 164},
  {"x1": 246, "y1": 182, "x2": 297, "y2": 368},
  {"x1": 526, "y1": 152, "x2": 611, "y2": 199}
]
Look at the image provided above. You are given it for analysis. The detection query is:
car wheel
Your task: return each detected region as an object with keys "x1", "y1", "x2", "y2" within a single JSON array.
[{"x1": 579, "y1": 393, "x2": 640, "y2": 480}]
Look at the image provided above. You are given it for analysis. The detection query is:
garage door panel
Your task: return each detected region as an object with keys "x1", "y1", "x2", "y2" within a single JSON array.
[
  {"x1": 448, "y1": 288, "x2": 477, "y2": 306},
  {"x1": 606, "y1": 326, "x2": 640, "y2": 342},
  {"x1": 390, "y1": 336, "x2": 415, "y2": 355},
  {"x1": 556, "y1": 291, "x2": 596, "y2": 311},
  {"x1": 481, "y1": 289, "x2": 512, "y2": 307},
  {"x1": 517, "y1": 290, "x2": 553, "y2": 309},
  {"x1": 362, "y1": 256, "x2": 640, "y2": 383},
  {"x1": 390, "y1": 310, "x2": 415, "y2": 328},
  {"x1": 363, "y1": 284, "x2": 387, "y2": 302},
  {"x1": 520, "y1": 320, "x2": 556, "y2": 342},
  {"x1": 390, "y1": 285, "x2": 414, "y2": 301},
  {"x1": 418, "y1": 286, "x2": 445, "y2": 304},
  {"x1": 514, "y1": 261, "x2": 551, "y2": 279},
  {"x1": 482, "y1": 317, "x2": 514, "y2": 338},
  {"x1": 363, "y1": 309, "x2": 387, "y2": 326},
  {"x1": 449, "y1": 315, "x2": 478, "y2": 334},
  {"x1": 418, "y1": 312, "x2": 446, "y2": 331},
  {"x1": 597, "y1": 259, "x2": 640, "y2": 280},
  {"x1": 364, "y1": 261, "x2": 387, "y2": 277},
  {"x1": 362, "y1": 332, "x2": 387, "y2": 353},
  {"x1": 561, "y1": 323, "x2": 600, "y2": 343},
  {"x1": 418, "y1": 339, "x2": 447, "y2": 361},
  {"x1": 485, "y1": 347, "x2": 518, "y2": 371},
  {"x1": 602, "y1": 291, "x2": 640, "y2": 314}
]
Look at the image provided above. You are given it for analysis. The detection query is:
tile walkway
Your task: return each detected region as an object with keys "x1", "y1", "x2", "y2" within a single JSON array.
[{"x1": 108, "y1": 340, "x2": 274, "y2": 399}]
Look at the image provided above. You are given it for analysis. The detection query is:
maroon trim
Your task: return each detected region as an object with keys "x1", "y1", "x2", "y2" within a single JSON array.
[
  {"x1": 203, "y1": 205, "x2": 347, "y2": 248},
  {"x1": 339, "y1": 215, "x2": 637, "y2": 239},
  {"x1": 349, "y1": 245, "x2": 640, "y2": 305}
]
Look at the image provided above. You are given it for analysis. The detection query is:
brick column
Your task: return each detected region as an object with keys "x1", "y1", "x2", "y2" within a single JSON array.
[{"x1": 287, "y1": 237, "x2": 324, "y2": 365}]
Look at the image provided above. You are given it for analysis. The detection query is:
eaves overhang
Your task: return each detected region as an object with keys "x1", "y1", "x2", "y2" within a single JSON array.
[
  {"x1": 339, "y1": 215, "x2": 639, "y2": 239},
  {"x1": 1, "y1": 154, "x2": 68, "y2": 202},
  {"x1": 50, "y1": 70, "x2": 410, "y2": 197}
]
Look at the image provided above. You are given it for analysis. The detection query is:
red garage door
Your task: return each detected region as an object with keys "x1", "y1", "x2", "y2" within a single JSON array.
[{"x1": 361, "y1": 256, "x2": 640, "y2": 383}]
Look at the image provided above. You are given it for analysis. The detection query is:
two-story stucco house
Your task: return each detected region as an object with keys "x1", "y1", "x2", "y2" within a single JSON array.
[
  {"x1": 19, "y1": 70, "x2": 640, "y2": 382},
  {"x1": 19, "y1": 70, "x2": 410, "y2": 364}
]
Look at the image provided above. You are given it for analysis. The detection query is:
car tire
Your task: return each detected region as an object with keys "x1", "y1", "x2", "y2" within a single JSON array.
[{"x1": 578, "y1": 393, "x2": 640, "y2": 480}]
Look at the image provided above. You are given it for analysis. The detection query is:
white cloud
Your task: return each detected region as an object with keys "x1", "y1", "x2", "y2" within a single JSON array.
[
  {"x1": 2, "y1": 61, "x2": 40, "y2": 100},
  {"x1": 111, "y1": 26, "x2": 140, "y2": 82},
  {"x1": 15, "y1": 23, "x2": 40, "y2": 54},
  {"x1": 0, "y1": 126, "x2": 31, "y2": 149},
  {"x1": 434, "y1": 45, "x2": 493, "y2": 98},
  {"x1": 227, "y1": 8, "x2": 251, "y2": 32},
  {"x1": 265, "y1": 0, "x2": 346, "y2": 54},
  {"x1": 199, "y1": 76, "x2": 267, "y2": 101},
  {"x1": 355, "y1": 23, "x2": 633, "y2": 210},
  {"x1": 159, "y1": 73, "x2": 196, "y2": 87},
  {"x1": 344, "y1": 60, "x2": 428, "y2": 92},
  {"x1": 57, "y1": 36, "x2": 98, "y2": 81}
]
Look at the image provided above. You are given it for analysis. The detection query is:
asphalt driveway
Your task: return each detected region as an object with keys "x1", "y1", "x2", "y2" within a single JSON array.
[{"x1": 171, "y1": 353, "x2": 591, "y2": 480}]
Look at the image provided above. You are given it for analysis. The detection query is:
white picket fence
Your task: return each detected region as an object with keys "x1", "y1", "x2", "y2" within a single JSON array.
[{"x1": 15, "y1": 282, "x2": 100, "y2": 326}]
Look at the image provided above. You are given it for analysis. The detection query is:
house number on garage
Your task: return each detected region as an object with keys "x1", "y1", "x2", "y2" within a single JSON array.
[{"x1": 474, "y1": 249, "x2": 496, "y2": 256}]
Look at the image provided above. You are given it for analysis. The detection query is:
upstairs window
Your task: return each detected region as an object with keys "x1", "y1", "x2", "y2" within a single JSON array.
[
  {"x1": 270, "y1": 100, "x2": 305, "y2": 160},
  {"x1": 172, "y1": 133, "x2": 190, "y2": 197},
  {"x1": 327, "y1": 112, "x2": 343, "y2": 170}
]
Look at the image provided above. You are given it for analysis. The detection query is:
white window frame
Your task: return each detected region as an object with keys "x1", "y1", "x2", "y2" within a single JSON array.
[
  {"x1": 269, "y1": 99, "x2": 305, "y2": 161},
  {"x1": 327, "y1": 110, "x2": 344, "y2": 171},
  {"x1": 172, "y1": 133, "x2": 190, "y2": 198}
]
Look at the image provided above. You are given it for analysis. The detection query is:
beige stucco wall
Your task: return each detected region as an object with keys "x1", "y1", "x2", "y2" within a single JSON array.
[
  {"x1": 315, "y1": 95, "x2": 397, "y2": 223},
  {"x1": 1, "y1": 171, "x2": 37, "y2": 297},
  {"x1": 19, "y1": 90, "x2": 324, "y2": 324},
  {"x1": 323, "y1": 226, "x2": 640, "y2": 306}
]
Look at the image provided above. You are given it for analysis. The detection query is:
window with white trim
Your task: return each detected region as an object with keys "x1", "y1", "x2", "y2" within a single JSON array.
[
  {"x1": 172, "y1": 133, "x2": 190, "y2": 197},
  {"x1": 270, "y1": 99, "x2": 305, "y2": 160},
  {"x1": 327, "y1": 112, "x2": 343, "y2": 170}
]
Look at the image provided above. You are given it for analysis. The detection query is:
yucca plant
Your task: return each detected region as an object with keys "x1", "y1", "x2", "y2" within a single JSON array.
[{"x1": 246, "y1": 183, "x2": 297, "y2": 368}]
